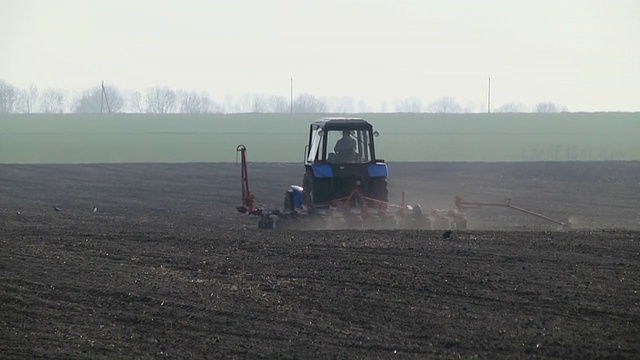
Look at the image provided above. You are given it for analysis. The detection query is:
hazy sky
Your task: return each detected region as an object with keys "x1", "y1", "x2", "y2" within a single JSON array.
[{"x1": 1, "y1": 0, "x2": 639, "y2": 111}]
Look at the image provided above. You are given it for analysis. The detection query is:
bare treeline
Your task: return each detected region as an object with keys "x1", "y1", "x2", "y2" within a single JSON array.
[{"x1": 0, "y1": 79, "x2": 568, "y2": 114}]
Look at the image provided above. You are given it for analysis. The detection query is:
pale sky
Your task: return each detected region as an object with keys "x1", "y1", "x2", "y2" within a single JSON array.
[{"x1": 1, "y1": 0, "x2": 639, "y2": 111}]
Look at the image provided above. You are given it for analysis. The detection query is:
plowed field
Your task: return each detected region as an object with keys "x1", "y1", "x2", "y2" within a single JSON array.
[{"x1": 1, "y1": 162, "x2": 639, "y2": 358}]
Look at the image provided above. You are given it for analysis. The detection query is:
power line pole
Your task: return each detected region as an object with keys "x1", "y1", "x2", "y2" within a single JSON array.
[
  {"x1": 487, "y1": 77, "x2": 491, "y2": 113},
  {"x1": 100, "y1": 81, "x2": 104, "y2": 114},
  {"x1": 290, "y1": 77, "x2": 294, "y2": 114},
  {"x1": 101, "y1": 81, "x2": 111, "y2": 114}
]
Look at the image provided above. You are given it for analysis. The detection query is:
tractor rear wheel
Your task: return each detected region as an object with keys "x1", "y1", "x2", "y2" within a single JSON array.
[
  {"x1": 303, "y1": 171, "x2": 332, "y2": 207},
  {"x1": 369, "y1": 177, "x2": 389, "y2": 203}
]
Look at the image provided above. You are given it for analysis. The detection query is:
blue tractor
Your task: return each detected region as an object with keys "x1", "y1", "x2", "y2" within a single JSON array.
[{"x1": 284, "y1": 118, "x2": 389, "y2": 212}]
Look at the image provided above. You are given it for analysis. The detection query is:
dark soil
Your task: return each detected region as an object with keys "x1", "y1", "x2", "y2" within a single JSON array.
[{"x1": 1, "y1": 162, "x2": 639, "y2": 358}]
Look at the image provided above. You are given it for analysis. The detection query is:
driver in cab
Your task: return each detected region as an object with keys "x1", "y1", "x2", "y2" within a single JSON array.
[{"x1": 334, "y1": 130, "x2": 357, "y2": 162}]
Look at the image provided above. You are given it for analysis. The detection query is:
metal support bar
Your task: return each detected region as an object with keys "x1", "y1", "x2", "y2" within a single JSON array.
[
  {"x1": 455, "y1": 195, "x2": 565, "y2": 226},
  {"x1": 236, "y1": 145, "x2": 254, "y2": 212},
  {"x1": 503, "y1": 204, "x2": 566, "y2": 226}
]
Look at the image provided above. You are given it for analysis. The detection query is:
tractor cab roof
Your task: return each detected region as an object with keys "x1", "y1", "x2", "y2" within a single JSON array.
[{"x1": 311, "y1": 117, "x2": 372, "y2": 131}]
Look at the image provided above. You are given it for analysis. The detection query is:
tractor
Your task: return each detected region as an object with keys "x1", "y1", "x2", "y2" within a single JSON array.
[
  {"x1": 284, "y1": 117, "x2": 389, "y2": 212},
  {"x1": 239, "y1": 117, "x2": 433, "y2": 229},
  {"x1": 236, "y1": 117, "x2": 567, "y2": 230}
]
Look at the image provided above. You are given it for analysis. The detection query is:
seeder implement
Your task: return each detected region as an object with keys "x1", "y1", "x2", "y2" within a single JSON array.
[
  {"x1": 235, "y1": 143, "x2": 446, "y2": 230},
  {"x1": 234, "y1": 117, "x2": 568, "y2": 231}
]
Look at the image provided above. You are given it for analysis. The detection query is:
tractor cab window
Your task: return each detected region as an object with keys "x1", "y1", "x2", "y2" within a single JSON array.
[
  {"x1": 326, "y1": 129, "x2": 371, "y2": 163},
  {"x1": 307, "y1": 127, "x2": 324, "y2": 163}
]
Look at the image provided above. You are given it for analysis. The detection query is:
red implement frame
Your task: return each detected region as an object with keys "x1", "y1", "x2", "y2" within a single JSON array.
[{"x1": 236, "y1": 145, "x2": 257, "y2": 215}]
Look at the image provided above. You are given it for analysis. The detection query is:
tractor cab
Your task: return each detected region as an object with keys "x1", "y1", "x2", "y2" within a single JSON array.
[
  {"x1": 306, "y1": 118, "x2": 377, "y2": 165},
  {"x1": 297, "y1": 118, "x2": 388, "y2": 209}
]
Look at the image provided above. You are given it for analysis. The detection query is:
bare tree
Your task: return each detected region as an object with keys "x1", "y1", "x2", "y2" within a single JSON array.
[
  {"x1": 379, "y1": 101, "x2": 389, "y2": 113},
  {"x1": 534, "y1": 102, "x2": 567, "y2": 113},
  {"x1": 178, "y1": 90, "x2": 203, "y2": 114},
  {"x1": 325, "y1": 96, "x2": 355, "y2": 113},
  {"x1": 105, "y1": 85, "x2": 125, "y2": 113},
  {"x1": 228, "y1": 94, "x2": 254, "y2": 113},
  {"x1": 200, "y1": 96, "x2": 224, "y2": 113},
  {"x1": 495, "y1": 102, "x2": 528, "y2": 113},
  {"x1": 293, "y1": 93, "x2": 327, "y2": 113},
  {"x1": 223, "y1": 95, "x2": 236, "y2": 113},
  {"x1": 251, "y1": 94, "x2": 268, "y2": 113},
  {"x1": 266, "y1": 95, "x2": 289, "y2": 113},
  {"x1": 73, "y1": 88, "x2": 98, "y2": 113},
  {"x1": 40, "y1": 89, "x2": 65, "y2": 113},
  {"x1": 230, "y1": 93, "x2": 274, "y2": 113},
  {"x1": 357, "y1": 99, "x2": 370, "y2": 113},
  {"x1": 394, "y1": 97, "x2": 423, "y2": 113},
  {"x1": 18, "y1": 84, "x2": 39, "y2": 113},
  {"x1": 128, "y1": 90, "x2": 145, "y2": 113},
  {"x1": 178, "y1": 90, "x2": 196, "y2": 113},
  {"x1": 145, "y1": 86, "x2": 176, "y2": 113},
  {"x1": 73, "y1": 85, "x2": 124, "y2": 113},
  {"x1": 177, "y1": 90, "x2": 222, "y2": 114},
  {"x1": 463, "y1": 101, "x2": 477, "y2": 113},
  {"x1": 427, "y1": 96, "x2": 462, "y2": 113},
  {"x1": 0, "y1": 79, "x2": 18, "y2": 113}
]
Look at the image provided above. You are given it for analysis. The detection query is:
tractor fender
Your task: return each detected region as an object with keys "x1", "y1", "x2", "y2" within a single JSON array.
[
  {"x1": 311, "y1": 164, "x2": 333, "y2": 178},
  {"x1": 368, "y1": 163, "x2": 388, "y2": 177}
]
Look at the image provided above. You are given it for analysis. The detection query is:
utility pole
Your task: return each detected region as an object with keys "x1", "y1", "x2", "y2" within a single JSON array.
[
  {"x1": 290, "y1": 77, "x2": 294, "y2": 114},
  {"x1": 100, "y1": 81, "x2": 104, "y2": 114},
  {"x1": 487, "y1": 77, "x2": 491, "y2": 113},
  {"x1": 101, "y1": 81, "x2": 111, "y2": 114}
]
